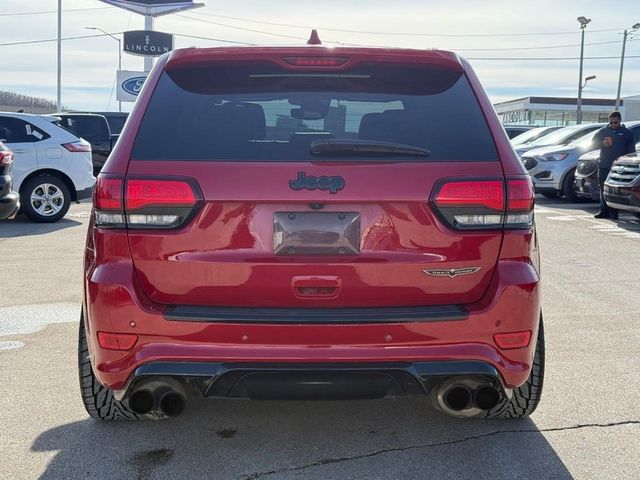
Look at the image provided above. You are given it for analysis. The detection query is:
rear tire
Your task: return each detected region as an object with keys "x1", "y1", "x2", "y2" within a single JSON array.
[
  {"x1": 485, "y1": 316, "x2": 545, "y2": 419},
  {"x1": 78, "y1": 312, "x2": 139, "y2": 421}
]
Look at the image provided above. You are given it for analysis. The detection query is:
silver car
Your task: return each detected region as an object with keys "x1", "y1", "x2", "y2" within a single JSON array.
[
  {"x1": 521, "y1": 121, "x2": 640, "y2": 201},
  {"x1": 514, "y1": 123, "x2": 603, "y2": 157}
]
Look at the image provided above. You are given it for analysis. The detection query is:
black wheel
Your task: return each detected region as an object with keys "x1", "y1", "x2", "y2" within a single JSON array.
[
  {"x1": 20, "y1": 174, "x2": 71, "y2": 222},
  {"x1": 485, "y1": 316, "x2": 545, "y2": 418},
  {"x1": 78, "y1": 312, "x2": 139, "y2": 421},
  {"x1": 562, "y1": 169, "x2": 580, "y2": 203},
  {"x1": 540, "y1": 191, "x2": 560, "y2": 199}
]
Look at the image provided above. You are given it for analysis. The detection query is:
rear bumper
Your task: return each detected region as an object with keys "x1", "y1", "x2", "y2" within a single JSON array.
[
  {"x1": 84, "y1": 258, "x2": 541, "y2": 392},
  {"x1": 113, "y1": 360, "x2": 504, "y2": 401},
  {"x1": 0, "y1": 191, "x2": 20, "y2": 220}
]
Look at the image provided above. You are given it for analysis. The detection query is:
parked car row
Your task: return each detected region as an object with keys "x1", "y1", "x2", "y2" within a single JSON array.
[
  {"x1": 0, "y1": 112, "x2": 95, "y2": 222},
  {"x1": 0, "y1": 110, "x2": 130, "y2": 222},
  {"x1": 510, "y1": 121, "x2": 640, "y2": 217}
]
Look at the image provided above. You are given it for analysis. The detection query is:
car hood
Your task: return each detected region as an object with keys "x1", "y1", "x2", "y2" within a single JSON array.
[{"x1": 578, "y1": 149, "x2": 600, "y2": 161}]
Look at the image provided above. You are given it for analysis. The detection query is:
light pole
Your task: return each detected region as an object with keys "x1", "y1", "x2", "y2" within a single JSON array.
[
  {"x1": 576, "y1": 16, "x2": 591, "y2": 125},
  {"x1": 615, "y1": 23, "x2": 640, "y2": 111},
  {"x1": 86, "y1": 27, "x2": 122, "y2": 112},
  {"x1": 57, "y1": 0, "x2": 62, "y2": 112}
]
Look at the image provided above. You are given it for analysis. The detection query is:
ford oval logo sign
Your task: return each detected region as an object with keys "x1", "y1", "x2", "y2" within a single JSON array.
[{"x1": 122, "y1": 77, "x2": 146, "y2": 96}]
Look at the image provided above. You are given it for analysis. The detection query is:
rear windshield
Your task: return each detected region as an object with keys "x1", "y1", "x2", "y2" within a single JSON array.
[{"x1": 131, "y1": 63, "x2": 498, "y2": 162}]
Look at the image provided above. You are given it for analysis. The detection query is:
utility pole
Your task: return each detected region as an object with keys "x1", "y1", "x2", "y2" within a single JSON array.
[
  {"x1": 615, "y1": 23, "x2": 640, "y2": 111},
  {"x1": 576, "y1": 16, "x2": 591, "y2": 125},
  {"x1": 57, "y1": 0, "x2": 62, "y2": 112}
]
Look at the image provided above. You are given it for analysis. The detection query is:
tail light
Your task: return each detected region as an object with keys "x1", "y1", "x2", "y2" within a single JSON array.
[
  {"x1": 431, "y1": 177, "x2": 534, "y2": 230},
  {"x1": 0, "y1": 150, "x2": 13, "y2": 166},
  {"x1": 93, "y1": 175, "x2": 202, "y2": 229},
  {"x1": 62, "y1": 141, "x2": 92, "y2": 153}
]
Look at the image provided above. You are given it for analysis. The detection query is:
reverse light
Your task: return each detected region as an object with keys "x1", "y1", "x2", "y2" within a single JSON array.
[
  {"x1": 494, "y1": 331, "x2": 532, "y2": 349},
  {"x1": 62, "y1": 141, "x2": 91, "y2": 153},
  {"x1": 98, "y1": 331, "x2": 138, "y2": 351}
]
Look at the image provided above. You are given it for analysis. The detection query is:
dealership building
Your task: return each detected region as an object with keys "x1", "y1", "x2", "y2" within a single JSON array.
[{"x1": 494, "y1": 94, "x2": 640, "y2": 126}]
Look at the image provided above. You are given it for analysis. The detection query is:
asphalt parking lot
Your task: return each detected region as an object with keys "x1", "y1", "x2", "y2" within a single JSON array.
[{"x1": 1, "y1": 198, "x2": 639, "y2": 480}]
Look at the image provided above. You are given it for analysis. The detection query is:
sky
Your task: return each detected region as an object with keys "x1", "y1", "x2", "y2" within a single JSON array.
[{"x1": 1, "y1": 0, "x2": 639, "y2": 111}]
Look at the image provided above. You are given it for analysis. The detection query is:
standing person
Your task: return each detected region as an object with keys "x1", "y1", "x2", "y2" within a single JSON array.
[{"x1": 593, "y1": 112, "x2": 636, "y2": 219}]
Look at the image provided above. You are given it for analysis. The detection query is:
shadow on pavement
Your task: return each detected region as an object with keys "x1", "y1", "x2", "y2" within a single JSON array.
[
  {"x1": 0, "y1": 215, "x2": 82, "y2": 238},
  {"x1": 31, "y1": 398, "x2": 573, "y2": 480}
]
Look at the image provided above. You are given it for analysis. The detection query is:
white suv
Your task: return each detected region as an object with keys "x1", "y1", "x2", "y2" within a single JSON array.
[{"x1": 0, "y1": 112, "x2": 95, "y2": 222}]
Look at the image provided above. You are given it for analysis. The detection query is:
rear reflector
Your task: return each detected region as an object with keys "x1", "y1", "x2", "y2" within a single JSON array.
[
  {"x1": 282, "y1": 56, "x2": 349, "y2": 67},
  {"x1": 62, "y1": 141, "x2": 91, "y2": 153},
  {"x1": 494, "y1": 331, "x2": 532, "y2": 349},
  {"x1": 97, "y1": 331, "x2": 138, "y2": 351}
]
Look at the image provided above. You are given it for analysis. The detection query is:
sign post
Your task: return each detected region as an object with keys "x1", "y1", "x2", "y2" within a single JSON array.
[{"x1": 98, "y1": 1, "x2": 204, "y2": 72}]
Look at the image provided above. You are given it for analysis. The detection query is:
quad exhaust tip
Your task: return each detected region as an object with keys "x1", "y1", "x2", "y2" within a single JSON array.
[
  {"x1": 435, "y1": 377, "x2": 503, "y2": 417},
  {"x1": 127, "y1": 378, "x2": 186, "y2": 418}
]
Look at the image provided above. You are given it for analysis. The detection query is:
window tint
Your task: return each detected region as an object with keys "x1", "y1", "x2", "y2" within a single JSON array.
[
  {"x1": 132, "y1": 64, "x2": 498, "y2": 162},
  {"x1": 59, "y1": 116, "x2": 110, "y2": 143},
  {"x1": 0, "y1": 116, "x2": 49, "y2": 143}
]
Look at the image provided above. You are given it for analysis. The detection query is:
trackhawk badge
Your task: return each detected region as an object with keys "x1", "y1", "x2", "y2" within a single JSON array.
[{"x1": 423, "y1": 267, "x2": 481, "y2": 278}]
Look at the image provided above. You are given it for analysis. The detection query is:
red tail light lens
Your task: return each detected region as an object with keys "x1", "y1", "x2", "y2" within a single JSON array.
[
  {"x1": 94, "y1": 176, "x2": 123, "y2": 210},
  {"x1": 431, "y1": 177, "x2": 534, "y2": 230},
  {"x1": 62, "y1": 141, "x2": 91, "y2": 153},
  {"x1": 507, "y1": 178, "x2": 535, "y2": 211},
  {"x1": 126, "y1": 179, "x2": 197, "y2": 210},
  {"x1": 282, "y1": 56, "x2": 349, "y2": 67},
  {"x1": 433, "y1": 180, "x2": 504, "y2": 211},
  {"x1": 494, "y1": 330, "x2": 532, "y2": 349}
]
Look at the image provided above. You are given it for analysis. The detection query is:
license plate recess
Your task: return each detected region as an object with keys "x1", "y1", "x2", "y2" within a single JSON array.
[{"x1": 274, "y1": 212, "x2": 360, "y2": 256}]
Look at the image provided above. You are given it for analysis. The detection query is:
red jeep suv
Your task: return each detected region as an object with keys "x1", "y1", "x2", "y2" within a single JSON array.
[{"x1": 80, "y1": 38, "x2": 543, "y2": 421}]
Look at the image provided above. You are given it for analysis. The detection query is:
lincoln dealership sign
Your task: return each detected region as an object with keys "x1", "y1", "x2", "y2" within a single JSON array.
[{"x1": 124, "y1": 31, "x2": 173, "y2": 57}]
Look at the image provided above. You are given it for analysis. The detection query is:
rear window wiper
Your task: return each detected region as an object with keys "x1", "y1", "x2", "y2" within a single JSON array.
[{"x1": 310, "y1": 139, "x2": 431, "y2": 158}]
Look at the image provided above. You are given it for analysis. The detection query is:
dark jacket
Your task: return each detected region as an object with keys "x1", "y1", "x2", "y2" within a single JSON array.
[{"x1": 593, "y1": 124, "x2": 635, "y2": 170}]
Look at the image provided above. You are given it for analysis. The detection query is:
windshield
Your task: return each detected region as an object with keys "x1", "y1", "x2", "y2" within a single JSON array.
[
  {"x1": 512, "y1": 127, "x2": 552, "y2": 146},
  {"x1": 570, "y1": 130, "x2": 598, "y2": 149},
  {"x1": 528, "y1": 126, "x2": 583, "y2": 147},
  {"x1": 132, "y1": 64, "x2": 498, "y2": 162}
]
